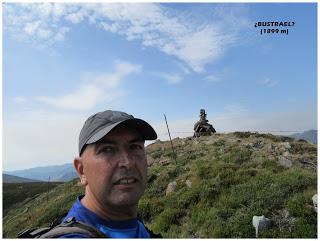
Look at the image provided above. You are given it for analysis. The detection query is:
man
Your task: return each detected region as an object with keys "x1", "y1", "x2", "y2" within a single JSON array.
[{"x1": 59, "y1": 110, "x2": 160, "y2": 238}]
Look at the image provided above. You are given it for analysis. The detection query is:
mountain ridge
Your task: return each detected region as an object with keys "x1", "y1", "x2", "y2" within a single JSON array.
[
  {"x1": 4, "y1": 163, "x2": 77, "y2": 182},
  {"x1": 3, "y1": 174, "x2": 42, "y2": 183},
  {"x1": 289, "y1": 129, "x2": 317, "y2": 144}
]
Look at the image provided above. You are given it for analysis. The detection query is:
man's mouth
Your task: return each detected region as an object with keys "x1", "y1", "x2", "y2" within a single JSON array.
[{"x1": 114, "y1": 178, "x2": 137, "y2": 185}]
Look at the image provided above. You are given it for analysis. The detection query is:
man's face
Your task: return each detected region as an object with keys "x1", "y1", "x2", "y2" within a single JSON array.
[{"x1": 80, "y1": 125, "x2": 147, "y2": 210}]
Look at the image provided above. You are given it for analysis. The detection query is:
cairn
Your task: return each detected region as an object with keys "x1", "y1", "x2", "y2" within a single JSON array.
[{"x1": 193, "y1": 109, "x2": 216, "y2": 137}]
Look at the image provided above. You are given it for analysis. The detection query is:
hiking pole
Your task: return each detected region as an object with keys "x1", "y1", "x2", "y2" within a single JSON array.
[{"x1": 164, "y1": 114, "x2": 177, "y2": 165}]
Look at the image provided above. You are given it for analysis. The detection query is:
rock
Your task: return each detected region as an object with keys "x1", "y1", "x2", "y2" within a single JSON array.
[
  {"x1": 266, "y1": 143, "x2": 275, "y2": 151},
  {"x1": 283, "y1": 151, "x2": 290, "y2": 157},
  {"x1": 204, "y1": 139, "x2": 215, "y2": 145},
  {"x1": 146, "y1": 155, "x2": 156, "y2": 166},
  {"x1": 252, "y1": 140, "x2": 264, "y2": 149},
  {"x1": 159, "y1": 158, "x2": 171, "y2": 165},
  {"x1": 299, "y1": 158, "x2": 317, "y2": 171},
  {"x1": 252, "y1": 215, "x2": 271, "y2": 238},
  {"x1": 278, "y1": 156, "x2": 292, "y2": 168},
  {"x1": 185, "y1": 179, "x2": 192, "y2": 188},
  {"x1": 166, "y1": 181, "x2": 177, "y2": 195},
  {"x1": 312, "y1": 194, "x2": 317, "y2": 212},
  {"x1": 281, "y1": 142, "x2": 291, "y2": 149}
]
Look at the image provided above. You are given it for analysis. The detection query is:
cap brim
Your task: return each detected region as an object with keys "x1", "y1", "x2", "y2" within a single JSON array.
[{"x1": 86, "y1": 118, "x2": 157, "y2": 145}]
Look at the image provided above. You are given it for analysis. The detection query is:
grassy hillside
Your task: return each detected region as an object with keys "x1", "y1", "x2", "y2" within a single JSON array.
[
  {"x1": 3, "y1": 179, "x2": 84, "y2": 238},
  {"x1": 3, "y1": 132, "x2": 317, "y2": 238},
  {"x1": 3, "y1": 182, "x2": 62, "y2": 217},
  {"x1": 142, "y1": 132, "x2": 317, "y2": 238}
]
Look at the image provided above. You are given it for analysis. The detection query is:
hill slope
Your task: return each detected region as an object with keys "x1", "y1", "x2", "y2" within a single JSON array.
[
  {"x1": 3, "y1": 132, "x2": 317, "y2": 238},
  {"x1": 289, "y1": 129, "x2": 317, "y2": 144},
  {"x1": 3, "y1": 182, "x2": 63, "y2": 217},
  {"x1": 3, "y1": 174, "x2": 41, "y2": 183}
]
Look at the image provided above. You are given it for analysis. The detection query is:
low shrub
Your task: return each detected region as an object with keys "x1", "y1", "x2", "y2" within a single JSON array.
[
  {"x1": 233, "y1": 132, "x2": 252, "y2": 138},
  {"x1": 153, "y1": 208, "x2": 184, "y2": 233}
]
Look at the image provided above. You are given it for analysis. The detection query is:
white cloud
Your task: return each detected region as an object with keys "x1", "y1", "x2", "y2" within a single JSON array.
[
  {"x1": 204, "y1": 68, "x2": 231, "y2": 83},
  {"x1": 52, "y1": 3, "x2": 66, "y2": 19},
  {"x1": 260, "y1": 77, "x2": 278, "y2": 87},
  {"x1": 162, "y1": 73, "x2": 182, "y2": 85},
  {"x1": 37, "y1": 85, "x2": 105, "y2": 110},
  {"x1": 3, "y1": 3, "x2": 71, "y2": 47},
  {"x1": 151, "y1": 72, "x2": 182, "y2": 85},
  {"x1": 3, "y1": 3, "x2": 251, "y2": 73},
  {"x1": 176, "y1": 27, "x2": 230, "y2": 73},
  {"x1": 65, "y1": 7, "x2": 87, "y2": 24},
  {"x1": 53, "y1": 27, "x2": 69, "y2": 42},
  {"x1": 36, "y1": 60, "x2": 141, "y2": 110},
  {"x1": 205, "y1": 75, "x2": 221, "y2": 83},
  {"x1": 13, "y1": 96, "x2": 27, "y2": 104},
  {"x1": 34, "y1": 3, "x2": 52, "y2": 19},
  {"x1": 37, "y1": 28, "x2": 53, "y2": 39},
  {"x1": 24, "y1": 21, "x2": 41, "y2": 35}
]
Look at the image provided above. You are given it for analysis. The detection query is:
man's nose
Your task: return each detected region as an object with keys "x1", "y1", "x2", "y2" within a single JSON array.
[{"x1": 118, "y1": 149, "x2": 135, "y2": 169}]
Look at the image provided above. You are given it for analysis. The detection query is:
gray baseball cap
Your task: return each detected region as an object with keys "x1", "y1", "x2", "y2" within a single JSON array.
[{"x1": 79, "y1": 110, "x2": 157, "y2": 155}]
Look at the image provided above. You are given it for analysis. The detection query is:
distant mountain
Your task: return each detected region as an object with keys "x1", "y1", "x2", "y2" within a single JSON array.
[
  {"x1": 289, "y1": 129, "x2": 317, "y2": 144},
  {"x1": 3, "y1": 174, "x2": 42, "y2": 183},
  {"x1": 4, "y1": 163, "x2": 77, "y2": 182},
  {"x1": 51, "y1": 171, "x2": 78, "y2": 182}
]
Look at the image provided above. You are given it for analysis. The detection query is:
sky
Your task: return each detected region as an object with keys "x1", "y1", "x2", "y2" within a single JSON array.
[{"x1": 2, "y1": 2, "x2": 318, "y2": 171}]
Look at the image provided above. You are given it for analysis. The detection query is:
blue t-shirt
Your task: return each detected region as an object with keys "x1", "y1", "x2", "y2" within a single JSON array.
[{"x1": 59, "y1": 196, "x2": 150, "y2": 238}]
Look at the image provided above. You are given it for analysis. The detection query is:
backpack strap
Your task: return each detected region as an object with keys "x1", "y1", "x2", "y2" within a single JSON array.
[
  {"x1": 17, "y1": 217, "x2": 108, "y2": 238},
  {"x1": 40, "y1": 217, "x2": 108, "y2": 238},
  {"x1": 17, "y1": 227, "x2": 53, "y2": 238},
  {"x1": 17, "y1": 216, "x2": 160, "y2": 238}
]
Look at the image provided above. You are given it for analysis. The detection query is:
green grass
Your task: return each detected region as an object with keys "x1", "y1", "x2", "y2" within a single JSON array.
[
  {"x1": 3, "y1": 182, "x2": 62, "y2": 217},
  {"x1": 142, "y1": 133, "x2": 317, "y2": 238},
  {"x1": 3, "y1": 132, "x2": 317, "y2": 238},
  {"x1": 3, "y1": 179, "x2": 84, "y2": 238}
]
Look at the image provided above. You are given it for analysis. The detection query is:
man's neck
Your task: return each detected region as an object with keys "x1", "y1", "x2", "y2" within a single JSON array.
[{"x1": 81, "y1": 193, "x2": 138, "y2": 221}]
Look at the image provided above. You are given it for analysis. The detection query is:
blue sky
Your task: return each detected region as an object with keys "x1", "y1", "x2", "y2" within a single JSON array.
[{"x1": 3, "y1": 3, "x2": 317, "y2": 171}]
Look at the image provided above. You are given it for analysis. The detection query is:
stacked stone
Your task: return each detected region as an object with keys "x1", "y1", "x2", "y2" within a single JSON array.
[{"x1": 193, "y1": 109, "x2": 216, "y2": 137}]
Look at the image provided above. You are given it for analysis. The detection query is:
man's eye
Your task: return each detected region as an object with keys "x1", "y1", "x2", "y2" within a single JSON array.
[{"x1": 99, "y1": 146, "x2": 115, "y2": 153}]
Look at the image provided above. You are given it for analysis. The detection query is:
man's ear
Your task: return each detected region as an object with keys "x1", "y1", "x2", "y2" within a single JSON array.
[{"x1": 74, "y1": 157, "x2": 88, "y2": 186}]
